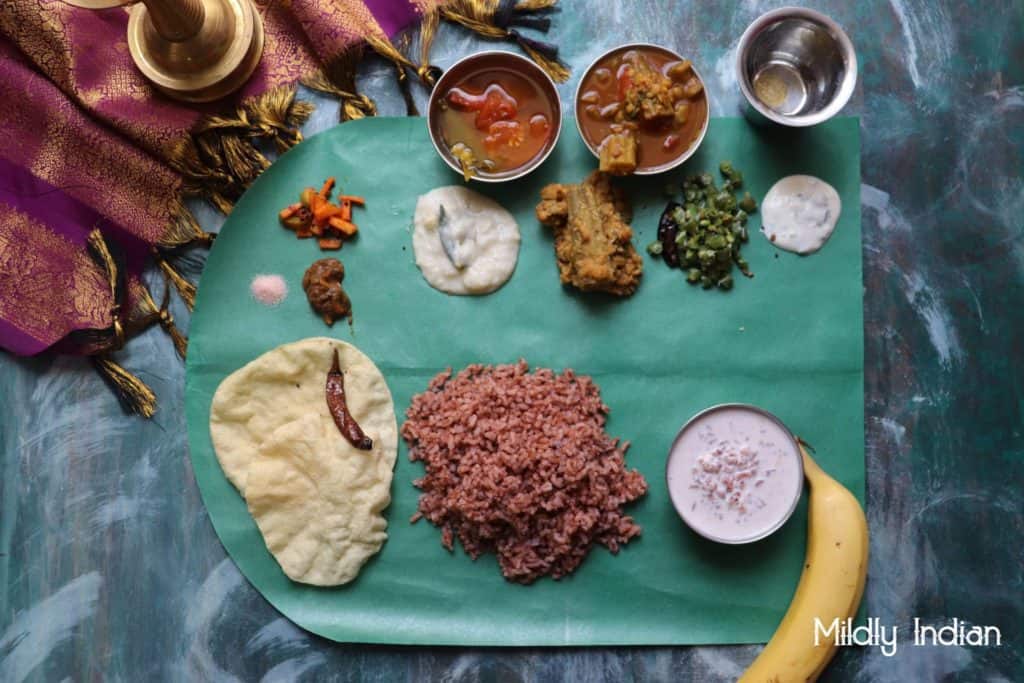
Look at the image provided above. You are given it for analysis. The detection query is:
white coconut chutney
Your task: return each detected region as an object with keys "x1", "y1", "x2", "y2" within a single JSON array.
[
  {"x1": 412, "y1": 186, "x2": 520, "y2": 295},
  {"x1": 667, "y1": 406, "x2": 803, "y2": 543},
  {"x1": 760, "y1": 175, "x2": 841, "y2": 255}
]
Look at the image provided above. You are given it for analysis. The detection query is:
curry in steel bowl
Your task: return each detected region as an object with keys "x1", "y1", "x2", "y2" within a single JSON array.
[
  {"x1": 576, "y1": 44, "x2": 709, "y2": 175},
  {"x1": 428, "y1": 51, "x2": 561, "y2": 182}
]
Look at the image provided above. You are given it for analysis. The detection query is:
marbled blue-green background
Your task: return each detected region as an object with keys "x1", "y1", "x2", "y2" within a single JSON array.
[{"x1": 2, "y1": 1, "x2": 1022, "y2": 680}]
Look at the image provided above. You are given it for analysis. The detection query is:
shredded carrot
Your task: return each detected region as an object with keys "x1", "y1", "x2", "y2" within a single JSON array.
[
  {"x1": 278, "y1": 203, "x2": 302, "y2": 220},
  {"x1": 318, "y1": 237, "x2": 343, "y2": 250},
  {"x1": 329, "y1": 217, "x2": 358, "y2": 236},
  {"x1": 280, "y1": 179, "x2": 366, "y2": 250},
  {"x1": 313, "y1": 203, "x2": 342, "y2": 225}
]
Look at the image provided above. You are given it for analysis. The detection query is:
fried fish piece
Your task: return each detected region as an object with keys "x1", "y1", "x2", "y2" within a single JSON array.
[
  {"x1": 536, "y1": 172, "x2": 642, "y2": 297},
  {"x1": 536, "y1": 182, "x2": 569, "y2": 224}
]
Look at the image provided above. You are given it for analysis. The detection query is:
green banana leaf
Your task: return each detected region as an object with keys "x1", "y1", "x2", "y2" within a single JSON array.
[{"x1": 185, "y1": 116, "x2": 863, "y2": 646}]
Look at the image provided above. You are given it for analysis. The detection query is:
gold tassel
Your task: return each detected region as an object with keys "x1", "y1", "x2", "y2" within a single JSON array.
[
  {"x1": 165, "y1": 316, "x2": 189, "y2": 359},
  {"x1": 395, "y1": 33, "x2": 422, "y2": 116},
  {"x1": 86, "y1": 228, "x2": 120, "y2": 307},
  {"x1": 245, "y1": 86, "x2": 315, "y2": 153},
  {"x1": 65, "y1": 228, "x2": 127, "y2": 355},
  {"x1": 515, "y1": 0, "x2": 557, "y2": 9},
  {"x1": 210, "y1": 131, "x2": 269, "y2": 188},
  {"x1": 159, "y1": 198, "x2": 214, "y2": 250},
  {"x1": 362, "y1": 29, "x2": 441, "y2": 116},
  {"x1": 419, "y1": 8, "x2": 441, "y2": 81},
  {"x1": 302, "y1": 46, "x2": 379, "y2": 122},
  {"x1": 440, "y1": 0, "x2": 570, "y2": 83},
  {"x1": 168, "y1": 85, "x2": 313, "y2": 215},
  {"x1": 365, "y1": 32, "x2": 420, "y2": 76},
  {"x1": 365, "y1": 32, "x2": 424, "y2": 116},
  {"x1": 79, "y1": 230, "x2": 157, "y2": 417},
  {"x1": 126, "y1": 279, "x2": 188, "y2": 360},
  {"x1": 153, "y1": 249, "x2": 197, "y2": 311},
  {"x1": 510, "y1": 33, "x2": 570, "y2": 82},
  {"x1": 441, "y1": 0, "x2": 506, "y2": 38},
  {"x1": 65, "y1": 233, "x2": 119, "y2": 358},
  {"x1": 168, "y1": 138, "x2": 235, "y2": 214},
  {"x1": 92, "y1": 354, "x2": 157, "y2": 418}
]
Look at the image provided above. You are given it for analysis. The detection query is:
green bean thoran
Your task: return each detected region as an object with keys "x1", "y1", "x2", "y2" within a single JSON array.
[{"x1": 647, "y1": 160, "x2": 758, "y2": 291}]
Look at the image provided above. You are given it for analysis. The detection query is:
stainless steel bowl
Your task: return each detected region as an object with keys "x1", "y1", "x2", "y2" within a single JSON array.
[
  {"x1": 736, "y1": 7, "x2": 856, "y2": 127},
  {"x1": 427, "y1": 51, "x2": 562, "y2": 183},
  {"x1": 575, "y1": 43, "x2": 710, "y2": 175},
  {"x1": 665, "y1": 403, "x2": 805, "y2": 545}
]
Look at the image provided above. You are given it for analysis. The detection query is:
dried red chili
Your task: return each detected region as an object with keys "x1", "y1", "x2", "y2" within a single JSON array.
[{"x1": 326, "y1": 350, "x2": 373, "y2": 450}]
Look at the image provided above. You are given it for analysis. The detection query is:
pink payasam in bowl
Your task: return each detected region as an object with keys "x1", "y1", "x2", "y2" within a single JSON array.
[{"x1": 665, "y1": 403, "x2": 804, "y2": 544}]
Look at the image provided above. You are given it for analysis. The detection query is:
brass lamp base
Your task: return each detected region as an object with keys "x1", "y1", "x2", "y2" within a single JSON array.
[{"x1": 64, "y1": 0, "x2": 264, "y2": 103}]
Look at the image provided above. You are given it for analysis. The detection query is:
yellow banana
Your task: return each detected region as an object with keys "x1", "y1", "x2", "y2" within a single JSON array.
[{"x1": 739, "y1": 443, "x2": 869, "y2": 683}]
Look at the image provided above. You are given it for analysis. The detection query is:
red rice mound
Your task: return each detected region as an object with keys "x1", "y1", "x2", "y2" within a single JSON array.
[{"x1": 401, "y1": 360, "x2": 648, "y2": 584}]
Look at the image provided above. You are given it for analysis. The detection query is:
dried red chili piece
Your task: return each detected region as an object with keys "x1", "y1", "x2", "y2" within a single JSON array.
[{"x1": 326, "y1": 349, "x2": 373, "y2": 450}]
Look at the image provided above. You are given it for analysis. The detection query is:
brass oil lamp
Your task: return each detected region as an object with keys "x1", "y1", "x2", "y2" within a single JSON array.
[{"x1": 63, "y1": 0, "x2": 264, "y2": 102}]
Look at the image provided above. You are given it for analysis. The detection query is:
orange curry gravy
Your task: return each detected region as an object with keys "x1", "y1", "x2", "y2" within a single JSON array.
[
  {"x1": 577, "y1": 46, "x2": 708, "y2": 173},
  {"x1": 435, "y1": 68, "x2": 554, "y2": 178}
]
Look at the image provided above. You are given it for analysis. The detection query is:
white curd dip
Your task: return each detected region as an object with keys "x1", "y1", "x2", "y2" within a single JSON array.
[
  {"x1": 666, "y1": 405, "x2": 803, "y2": 543},
  {"x1": 412, "y1": 186, "x2": 520, "y2": 295},
  {"x1": 760, "y1": 174, "x2": 841, "y2": 255}
]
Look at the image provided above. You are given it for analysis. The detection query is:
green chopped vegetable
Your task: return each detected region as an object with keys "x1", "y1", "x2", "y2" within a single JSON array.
[
  {"x1": 719, "y1": 160, "x2": 744, "y2": 189},
  {"x1": 650, "y1": 161, "x2": 759, "y2": 291},
  {"x1": 739, "y1": 192, "x2": 758, "y2": 213}
]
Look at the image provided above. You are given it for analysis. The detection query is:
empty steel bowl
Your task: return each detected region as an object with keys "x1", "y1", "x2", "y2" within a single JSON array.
[
  {"x1": 736, "y1": 7, "x2": 856, "y2": 127},
  {"x1": 426, "y1": 51, "x2": 562, "y2": 183}
]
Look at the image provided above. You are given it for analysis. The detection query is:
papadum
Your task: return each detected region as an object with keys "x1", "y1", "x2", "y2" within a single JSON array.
[{"x1": 209, "y1": 337, "x2": 397, "y2": 586}]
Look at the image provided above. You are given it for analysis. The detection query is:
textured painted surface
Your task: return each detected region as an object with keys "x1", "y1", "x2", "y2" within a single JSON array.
[{"x1": 1, "y1": 0, "x2": 1022, "y2": 680}]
